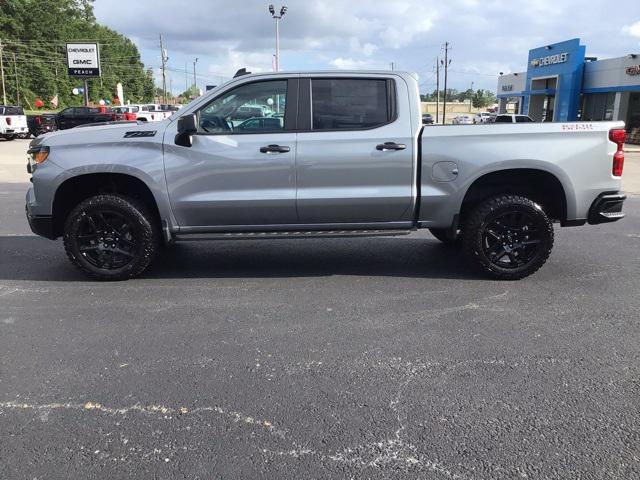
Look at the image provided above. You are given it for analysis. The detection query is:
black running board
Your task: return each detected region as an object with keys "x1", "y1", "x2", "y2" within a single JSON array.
[{"x1": 175, "y1": 229, "x2": 413, "y2": 241}]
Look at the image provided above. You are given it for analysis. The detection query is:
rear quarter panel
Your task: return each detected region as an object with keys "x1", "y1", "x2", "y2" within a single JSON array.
[{"x1": 420, "y1": 121, "x2": 624, "y2": 227}]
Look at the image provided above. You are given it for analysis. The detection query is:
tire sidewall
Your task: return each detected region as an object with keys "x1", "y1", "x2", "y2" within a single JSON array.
[
  {"x1": 64, "y1": 195, "x2": 157, "y2": 280},
  {"x1": 463, "y1": 196, "x2": 554, "y2": 279}
]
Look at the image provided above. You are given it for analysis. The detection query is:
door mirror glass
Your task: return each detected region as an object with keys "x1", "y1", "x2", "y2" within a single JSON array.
[
  {"x1": 177, "y1": 113, "x2": 197, "y2": 134},
  {"x1": 175, "y1": 113, "x2": 197, "y2": 147}
]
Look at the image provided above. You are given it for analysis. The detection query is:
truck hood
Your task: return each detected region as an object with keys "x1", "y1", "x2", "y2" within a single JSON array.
[{"x1": 31, "y1": 120, "x2": 168, "y2": 149}]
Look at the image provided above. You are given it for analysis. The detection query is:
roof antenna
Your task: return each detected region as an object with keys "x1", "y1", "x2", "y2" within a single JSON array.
[{"x1": 234, "y1": 68, "x2": 251, "y2": 78}]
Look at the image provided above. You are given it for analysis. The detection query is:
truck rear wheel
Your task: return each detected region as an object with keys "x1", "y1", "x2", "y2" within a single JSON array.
[
  {"x1": 461, "y1": 194, "x2": 553, "y2": 280},
  {"x1": 63, "y1": 194, "x2": 160, "y2": 281}
]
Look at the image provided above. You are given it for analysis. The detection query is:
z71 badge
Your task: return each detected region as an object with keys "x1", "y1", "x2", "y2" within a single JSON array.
[{"x1": 124, "y1": 131, "x2": 157, "y2": 138}]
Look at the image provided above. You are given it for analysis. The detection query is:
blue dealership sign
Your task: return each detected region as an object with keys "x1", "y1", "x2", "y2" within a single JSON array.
[{"x1": 523, "y1": 38, "x2": 586, "y2": 121}]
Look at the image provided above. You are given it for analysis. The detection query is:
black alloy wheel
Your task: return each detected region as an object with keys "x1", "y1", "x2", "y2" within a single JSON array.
[
  {"x1": 63, "y1": 194, "x2": 159, "y2": 280},
  {"x1": 462, "y1": 194, "x2": 554, "y2": 280},
  {"x1": 481, "y1": 210, "x2": 542, "y2": 268},
  {"x1": 74, "y1": 209, "x2": 137, "y2": 270}
]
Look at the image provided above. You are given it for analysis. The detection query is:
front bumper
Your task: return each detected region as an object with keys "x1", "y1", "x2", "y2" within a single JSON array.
[
  {"x1": 588, "y1": 192, "x2": 626, "y2": 225},
  {"x1": 25, "y1": 205, "x2": 56, "y2": 239}
]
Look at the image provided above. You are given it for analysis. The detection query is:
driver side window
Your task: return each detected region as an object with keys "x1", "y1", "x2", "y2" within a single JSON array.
[{"x1": 197, "y1": 80, "x2": 287, "y2": 134}]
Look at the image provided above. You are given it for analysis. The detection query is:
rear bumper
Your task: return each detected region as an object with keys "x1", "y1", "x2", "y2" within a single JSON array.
[
  {"x1": 588, "y1": 192, "x2": 626, "y2": 225},
  {"x1": 0, "y1": 127, "x2": 28, "y2": 135},
  {"x1": 25, "y1": 205, "x2": 56, "y2": 240}
]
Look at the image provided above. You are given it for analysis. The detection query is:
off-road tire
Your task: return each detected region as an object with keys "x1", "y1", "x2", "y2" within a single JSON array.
[
  {"x1": 461, "y1": 194, "x2": 554, "y2": 280},
  {"x1": 63, "y1": 194, "x2": 160, "y2": 281}
]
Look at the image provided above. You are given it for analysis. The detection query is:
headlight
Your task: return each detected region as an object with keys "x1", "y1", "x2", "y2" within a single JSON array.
[{"x1": 28, "y1": 145, "x2": 50, "y2": 164}]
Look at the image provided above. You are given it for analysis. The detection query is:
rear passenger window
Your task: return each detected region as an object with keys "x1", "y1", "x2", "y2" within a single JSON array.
[
  {"x1": 494, "y1": 116, "x2": 511, "y2": 123},
  {"x1": 311, "y1": 79, "x2": 391, "y2": 130}
]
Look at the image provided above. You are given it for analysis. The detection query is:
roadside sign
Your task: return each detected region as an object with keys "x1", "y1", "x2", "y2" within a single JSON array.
[{"x1": 66, "y1": 43, "x2": 100, "y2": 77}]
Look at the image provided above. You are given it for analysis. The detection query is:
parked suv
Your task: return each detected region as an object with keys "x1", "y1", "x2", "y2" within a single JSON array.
[
  {"x1": 474, "y1": 112, "x2": 493, "y2": 124},
  {"x1": 494, "y1": 114, "x2": 534, "y2": 123}
]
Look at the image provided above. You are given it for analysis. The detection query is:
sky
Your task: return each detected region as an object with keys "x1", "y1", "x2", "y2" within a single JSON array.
[{"x1": 93, "y1": 0, "x2": 640, "y2": 95}]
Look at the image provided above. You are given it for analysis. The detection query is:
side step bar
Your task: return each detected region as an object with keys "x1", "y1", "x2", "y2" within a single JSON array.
[{"x1": 175, "y1": 229, "x2": 413, "y2": 242}]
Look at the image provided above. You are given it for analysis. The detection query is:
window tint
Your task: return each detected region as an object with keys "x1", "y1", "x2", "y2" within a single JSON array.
[
  {"x1": 515, "y1": 116, "x2": 532, "y2": 123},
  {"x1": 311, "y1": 79, "x2": 390, "y2": 130},
  {"x1": 494, "y1": 115, "x2": 512, "y2": 123},
  {"x1": 197, "y1": 80, "x2": 287, "y2": 134},
  {"x1": 1, "y1": 106, "x2": 24, "y2": 115}
]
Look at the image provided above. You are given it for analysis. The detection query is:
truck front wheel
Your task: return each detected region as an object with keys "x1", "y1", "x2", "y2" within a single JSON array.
[
  {"x1": 63, "y1": 194, "x2": 160, "y2": 281},
  {"x1": 461, "y1": 194, "x2": 553, "y2": 280}
]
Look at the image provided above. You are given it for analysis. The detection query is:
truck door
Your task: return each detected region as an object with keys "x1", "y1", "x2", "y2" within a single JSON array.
[
  {"x1": 163, "y1": 78, "x2": 298, "y2": 228},
  {"x1": 295, "y1": 76, "x2": 415, "y2": 224}
]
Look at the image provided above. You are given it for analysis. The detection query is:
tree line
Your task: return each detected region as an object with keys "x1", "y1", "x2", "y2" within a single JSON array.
[
  {"x1": 0, "y1": 0, "x2": 155, "y2": 109},
  {"x1": 421, "y1": 88, "x2": 497, "y2": 109}
]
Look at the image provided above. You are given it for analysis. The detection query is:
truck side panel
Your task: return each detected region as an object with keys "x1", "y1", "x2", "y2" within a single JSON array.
[{"x1": 419, "y1": 122, "x2": 624, "y2": 228}]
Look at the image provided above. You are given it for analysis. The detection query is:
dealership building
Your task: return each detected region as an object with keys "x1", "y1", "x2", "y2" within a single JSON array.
[{"x1": 497, "y1": 38, "x2": 640, "y2": 134}]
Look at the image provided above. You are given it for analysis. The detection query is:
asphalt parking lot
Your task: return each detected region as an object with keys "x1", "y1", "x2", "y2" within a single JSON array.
[{"x1": 1, "y1": 138, "x2": 639, "y2": 479}]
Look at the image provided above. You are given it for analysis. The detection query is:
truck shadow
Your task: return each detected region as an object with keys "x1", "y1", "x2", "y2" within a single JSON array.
[{"x1": 0, "y1": 235, "x2": 482, "y2": 281}]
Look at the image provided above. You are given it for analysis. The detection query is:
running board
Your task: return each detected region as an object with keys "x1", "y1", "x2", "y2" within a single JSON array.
[{"x1": 174, "y1": 229, "x2": 413, "y2": 241}]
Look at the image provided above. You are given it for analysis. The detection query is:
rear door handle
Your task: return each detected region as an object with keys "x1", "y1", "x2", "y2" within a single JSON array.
[
  {"x1": 260, "y1": 144, "x2": 290, "y2": 154},
  {"x1": 376, "y1": 142, "x2": 406, "y2": 151}
]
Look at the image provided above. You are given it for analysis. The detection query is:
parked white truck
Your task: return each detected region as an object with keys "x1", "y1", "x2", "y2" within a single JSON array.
[
  {"x1": 0, "y1": 105, "x2": 29, "y2": 140},
  {"x1": 25, "y1": 70, "x2": 627, "y2": 280}
]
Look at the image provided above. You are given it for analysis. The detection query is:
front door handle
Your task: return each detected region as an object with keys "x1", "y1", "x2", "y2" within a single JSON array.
[
  {"x1": 376, "y1": 142, "x2": 406, "y2": 151},
  {"x1": 260, "y1": 144, "x2": 290, "y2": 154}
]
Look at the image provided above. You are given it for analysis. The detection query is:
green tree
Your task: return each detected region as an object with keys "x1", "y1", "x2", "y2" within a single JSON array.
[
  {"x1": 0, "y1": 0, "x2": 155, "y2": 108},
  {"x1": 472, "y1": 89, "x2": 497, "y2": 109}
]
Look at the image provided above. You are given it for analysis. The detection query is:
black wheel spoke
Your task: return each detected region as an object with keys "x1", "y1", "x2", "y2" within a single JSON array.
[
  {"x1": 482, "y1": 208, "x2": 546, "y2": 270},
  {"x1": 75, "y1": 208, "x2": 137, "y2": 270}
]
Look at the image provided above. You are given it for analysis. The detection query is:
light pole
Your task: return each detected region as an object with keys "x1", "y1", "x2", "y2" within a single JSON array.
[
  {"x1": 268, "y1": 4, "x2": 287, "y2": 71},
  {"x1": 193, "y1": 57, "x2": 198, "y2": 94}
]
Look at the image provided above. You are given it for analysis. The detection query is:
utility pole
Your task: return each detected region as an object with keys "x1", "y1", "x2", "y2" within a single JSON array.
[
  {"x1": 268, "y1": 5, "x2": 287, "y2": 71},
  {"x1": 442, "y1": 42, "x2": 451, "y2": 125},
  {"x1": 83, "y1": 79, "x2": 89, "y2": 106},
  {"x1": 193, "y1": 57, "x2": 198, "y2": 93},
  {"x1": 470, "y1": 81, "x2": 474, "y2": 112},
  {"x1": 184, "y1": 62, "x2": 188, "y2": 92},
  {"x1": 12, "y1": 52, "x2": 19, "y2": 105},
  {"x1": 435, "y1": 57, "x2": 440, "y2": 124},
  {"x1": 0, "y1": 39, "x2": 6, "y2": 105},
  {"x1": 160, "y1": 34, "x2": 168, "y2": 103},
  {"x1": 390, "y1": 62, "x2": 395, "y2": 71}
]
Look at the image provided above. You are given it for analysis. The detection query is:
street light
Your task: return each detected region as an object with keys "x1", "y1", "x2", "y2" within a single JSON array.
[
  {"x1": 193, "y1": 57, "x2": 199, "y2": 95},
  {"x1": 268, "y1": 4, "x2": 287, "y2": 71}
]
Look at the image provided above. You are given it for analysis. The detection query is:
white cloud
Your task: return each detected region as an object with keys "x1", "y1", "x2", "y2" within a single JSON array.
[
  {"x1": 329, "y1": 57, "x2": 368, "y2": 70},
  {"x1": 622, "y1": 21, "x2": 640, "y2": 38},
  {"x1": 93, "y1": 0, "x2": 640, "y2": 93}
]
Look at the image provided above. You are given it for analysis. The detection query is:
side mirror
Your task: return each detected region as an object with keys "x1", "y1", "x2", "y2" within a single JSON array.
[{"x1": 175, "y1": 113, "x2": 197, "y2": 147}]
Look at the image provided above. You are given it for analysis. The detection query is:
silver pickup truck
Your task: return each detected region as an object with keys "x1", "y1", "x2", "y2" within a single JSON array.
[{"x1": 25, "y1": 70, "x2": 627, "y2": 280}]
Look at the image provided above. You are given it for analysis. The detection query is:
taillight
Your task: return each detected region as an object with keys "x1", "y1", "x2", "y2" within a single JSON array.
[
  {"x1": 6, "y1": 117, "x2": 11, "y2": 125},
  {"x1": 609, "y1": 129, "x2": 626, "y2": 177},
  {"x1": 35, "y1": 116, "x2": 42, "y2": 125}
]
